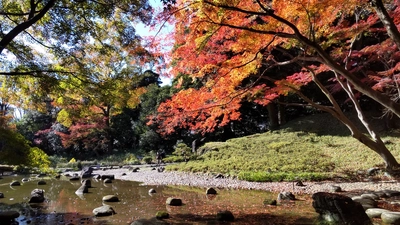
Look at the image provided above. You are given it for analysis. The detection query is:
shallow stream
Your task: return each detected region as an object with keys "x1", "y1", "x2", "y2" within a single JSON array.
[{"x1": 0, "y1": 174, "x2": 319, "y2": 224}]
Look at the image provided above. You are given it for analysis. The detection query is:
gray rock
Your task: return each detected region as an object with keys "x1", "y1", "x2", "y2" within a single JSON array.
[
  {"x1": 374, "y1": 189, "x2": 400, "y2": 198},
  {"x1": 312, "y1": 192, "x2": 371, "y2": 225},
  {"x1": 166, "y1": 197, "x2": 182, "y2": 206},
  {"x1": 75, "y1": 184, "x2": 89, "y2": 195},
  {"x1": 381, "y1": 211, "x2": 400, "y2": 225},
  {"x1": 277, "y1": 191, "x2": 295, "y2": 201},
  {"x1": 102, "y1": 195, "x2": 119, "y2": 202},
  {"x1": 149, "y1": 189, "x2": 156, "y2": 194},
  {"x1": 360, "y1": 193, "x2": 380, "y2": 200},
  {"x1": 21, "y1": 178, "x2": 29, "y2": 182},
  {"x1": 93, "y1": 205, "x2": 115, "y2": 217},
  {"x1": 365, "y1": 208, "x2": 391, "y2": 218},
  {"x1": 351, "y1": 197, "x2": 377, "y2": 210},
  {"x1": 29, "y1": 188, "x2": 45, "y2": 203},
  {"x1": 367, "y1": 167, "x2": 380, "y2": 176}
]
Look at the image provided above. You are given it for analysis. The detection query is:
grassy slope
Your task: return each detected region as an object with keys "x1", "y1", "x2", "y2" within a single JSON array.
[{"x1": 166, "y1": 112, "x2": 400, "y2": 182}]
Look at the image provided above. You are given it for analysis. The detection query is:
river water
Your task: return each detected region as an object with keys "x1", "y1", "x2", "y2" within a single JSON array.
[{"x1": 0, "y1": 174, "x2": 319, "y2": 225}]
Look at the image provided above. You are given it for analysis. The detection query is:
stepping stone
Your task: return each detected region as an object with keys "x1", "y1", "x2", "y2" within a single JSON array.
[
  {"x1": 93, "y1": 205, "x2": 115, "y2": 217},
  {"x1": 382, "y1": 211, "x2": 400, "y2": 224},
  {"x1": 206, "y1": 187, "x2": 217, "y2": 195},
  {"x1": 10, "y1": 181, "x2": 20, "y2": 186},
  {"x1": 102, "y1": 195, "x2": 119, "y2": 202},
  {"x1": 166, "y1": 197, "x2": 182, "y2": 206},
  {"x1": 366, "y1": 208, "x2": 391, "y2": 218}
]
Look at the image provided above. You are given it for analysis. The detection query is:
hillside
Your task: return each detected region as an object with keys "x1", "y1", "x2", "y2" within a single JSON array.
[{"x1": 166, "y1": 112, "x2": 400, "y2": 182}]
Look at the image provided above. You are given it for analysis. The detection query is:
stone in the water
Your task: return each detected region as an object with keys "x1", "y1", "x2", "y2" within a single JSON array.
[
  {"x1": 166, "y1": 197, "x2": 182, "y2": 206},
  {"x1": 101, "y1": 175, "x2": 115, "y2": 180},
  {"x1": 351, "y1": 196, "x2": 377, "y2": 210},
  {"x1": 37, "y1": 180, "x2": 46, "y2": 185},
  {"x1": 0, "y1": 192, "x2": 3, "y2": 198},
  {"x1": 103, "y1": 178, "x2": 112, "y2": 183},
  {"x1": 149, "y1": 189, "x2": 156, "y2": 194},
  {"x1": 263, "y1": 199, "x2": 277, "y2": 206},
  {"x1": 69, "y1": 176, "x2": 80, "y2": 181},
  {"x1": 22, "y1": 178, "x2": 29, "y2": 182},
  {"x1": 365, "y1": 208, "x2": 391, "y2": 218},
  {"x1": 277, "y1": 191, "x2": 295, "y2": 201},
  {"x1": 206, "y1": 187, "x2": 217, "y2": 195},
  {"x1": 75, "y1": 184, "x2": 89, "y2": 195},
  {"x1": 312, "y1": 192, "x2": 371, "y2": 225},
  {"x1": 381, "y1": 211, "x2": 400, "y2": 225},
  {"x1": 29, "y1": 188, "x2": 45, "y2": 203},
  {"x1": 10, "y1": 181, "x2": 20, "y2": 186},
  {"x1": 93, "y1": 205, "x2": 115, "y2": 217},
  {"x1": 81, "y1": 179, "x2": 91, "y2": 187},
  {"x1": 102, "y1": 195, "x2": 119, "y2": 202},
  {"x1": 155, "y1": 211, "x2": 169, "y2": 219},
  {"x1": 216, "y1": 210, "x2": 234, "y2": 221}
]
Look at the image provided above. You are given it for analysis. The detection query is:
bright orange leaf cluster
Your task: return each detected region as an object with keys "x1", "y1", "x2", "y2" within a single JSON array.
[{"x1": 150, "y1": 0, "x2": 400, "y2": 135}]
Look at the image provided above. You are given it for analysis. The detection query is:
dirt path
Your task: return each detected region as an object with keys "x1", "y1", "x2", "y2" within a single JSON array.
[{"x1": 92, "y1": 166, "x2": 400, "y2": 194}]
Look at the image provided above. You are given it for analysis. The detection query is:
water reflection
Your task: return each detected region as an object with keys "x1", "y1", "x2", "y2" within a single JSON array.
[{"x1": 0, "y1": 174, "x2": 319, "y2": 225}]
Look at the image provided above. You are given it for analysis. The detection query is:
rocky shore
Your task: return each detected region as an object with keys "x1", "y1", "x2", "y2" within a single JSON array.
[{"x1": 93, "y1": 166, "x2": 400, "y2": 194}]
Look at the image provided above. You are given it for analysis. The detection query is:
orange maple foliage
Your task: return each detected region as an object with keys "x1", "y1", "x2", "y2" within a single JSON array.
[{"x1": 150, "y1": 0, "x2": 400, "y2": 135}]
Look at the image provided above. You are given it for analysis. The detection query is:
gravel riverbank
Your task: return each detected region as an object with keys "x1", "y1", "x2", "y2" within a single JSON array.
[{"x1": 93, "y1": 166, "x2": 400, "y2": 195}]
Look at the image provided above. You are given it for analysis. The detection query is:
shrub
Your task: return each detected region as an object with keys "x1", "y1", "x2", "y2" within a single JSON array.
[{"x1": 142, "y1": 156, "x2": 153, "y2": 164}]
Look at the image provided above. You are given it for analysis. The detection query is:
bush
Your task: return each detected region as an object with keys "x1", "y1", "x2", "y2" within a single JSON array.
[{"x1": 142, "y1": 156, "x2": 153, "y2": 164}]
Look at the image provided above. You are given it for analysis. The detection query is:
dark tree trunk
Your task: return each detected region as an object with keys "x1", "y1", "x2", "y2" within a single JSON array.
[{"x1": 267, "y1": 102, "x2": 279, "y2": 130}]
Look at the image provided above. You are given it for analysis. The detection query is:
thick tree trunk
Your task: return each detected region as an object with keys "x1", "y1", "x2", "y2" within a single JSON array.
[{"x1": 267, "y1": 102, "x2": 280, "y2": 130}]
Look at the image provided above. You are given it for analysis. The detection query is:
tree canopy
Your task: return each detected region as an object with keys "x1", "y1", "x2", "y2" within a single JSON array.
[{"x1": 150, "y1": 0, "x2": 400, "y2": 170}]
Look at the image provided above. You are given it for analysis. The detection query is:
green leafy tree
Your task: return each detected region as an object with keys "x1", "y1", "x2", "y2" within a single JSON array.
[{"x1": 0, "y1": 127, "x2": 50, "y2": 169}]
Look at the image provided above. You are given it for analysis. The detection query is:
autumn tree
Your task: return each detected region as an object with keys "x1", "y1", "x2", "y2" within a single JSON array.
[
  {"x1": 52, "y1": 38, "x2": 157, "y2": 156},
  {"x1": 0, "y1": 0, "x2": 153, "y2": 110},
  {"x1": 151, "y1": 0, "x2": 400, "y2": 172}
]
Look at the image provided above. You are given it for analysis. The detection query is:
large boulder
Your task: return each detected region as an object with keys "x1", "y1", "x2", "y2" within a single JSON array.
[
  {"x1": 29, "y1": 188, "x2": 45, "y2": 203},
  {"x1": 312, "y1": 192, "x2": 372, "y2": 225}
]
